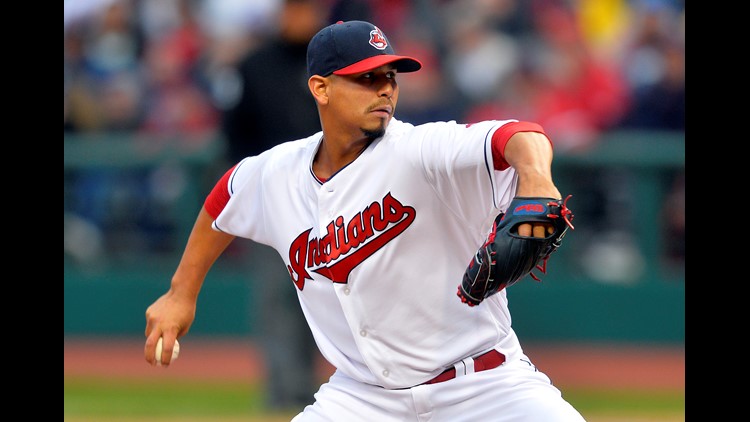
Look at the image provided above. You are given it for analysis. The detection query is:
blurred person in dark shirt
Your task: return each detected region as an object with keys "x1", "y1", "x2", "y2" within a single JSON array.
[
  {"x1": 220, "y1": 0, "x2": 324, "y2": 161},
  {"x1": 621, "y1": 40, "x2": 684, "y2": 130},
  {"x1": 214, "y1": 0, "x2": 327, "y2": 411},
  {"x1": 618, "y1": 2, "x2": 685, "y2": 131}
]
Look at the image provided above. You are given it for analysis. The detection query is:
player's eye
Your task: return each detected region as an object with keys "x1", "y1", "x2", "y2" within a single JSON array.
[
  {"x1": 357, "y1": 72, "x2": 381, "y2": 86},
  {"x1": 356, "y1": 70, "x2": 397, "y2": 88}
]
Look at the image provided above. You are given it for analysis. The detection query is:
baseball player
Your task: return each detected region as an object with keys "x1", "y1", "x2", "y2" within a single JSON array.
[{"x1": 144, "y1": 20, "x2": 585, "y2": 421}]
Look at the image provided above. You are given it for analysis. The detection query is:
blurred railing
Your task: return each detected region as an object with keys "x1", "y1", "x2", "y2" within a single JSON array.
[
  {"x1": 64, "y1": 130, "x2": 684, "y2": 343},
  {"x1": 64, "y1": 133, "x2": 226, "y2": 265},
  {"x1": 552, "y1": 130, "x2": 685, "y2": 284}
]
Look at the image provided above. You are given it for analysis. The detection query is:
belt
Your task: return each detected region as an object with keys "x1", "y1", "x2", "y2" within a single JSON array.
[{"x1": 422, "y1": 349, "x2": 506, "y2": 385}]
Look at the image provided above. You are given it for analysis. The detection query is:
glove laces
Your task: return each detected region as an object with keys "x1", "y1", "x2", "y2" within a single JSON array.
[{"x1": 530, "y1": 195, "x2": 575, "y2": 281}]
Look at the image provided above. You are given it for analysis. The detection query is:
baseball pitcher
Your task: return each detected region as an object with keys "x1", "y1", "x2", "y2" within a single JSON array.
[{"x1": 145, "y1": 20, "x2": 584, "y2": 421}]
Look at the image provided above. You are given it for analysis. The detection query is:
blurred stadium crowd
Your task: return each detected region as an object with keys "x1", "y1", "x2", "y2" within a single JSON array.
[{"x1": 64, "y1": 0, "x2": 684, "y2": 269}]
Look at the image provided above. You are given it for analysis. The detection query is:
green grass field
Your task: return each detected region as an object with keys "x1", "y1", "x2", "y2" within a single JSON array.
[{"x1": 64, "y1": 376, "x2": 685, "y2": 421}]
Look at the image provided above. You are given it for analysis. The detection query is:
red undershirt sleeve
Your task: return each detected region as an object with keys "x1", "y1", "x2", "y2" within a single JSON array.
[
  {"x1": 203, "y1": 165, "x2": 237, "y2": 220},
  {"x1": 491, "y1": 121, "x2": 550, "y2": 171}
]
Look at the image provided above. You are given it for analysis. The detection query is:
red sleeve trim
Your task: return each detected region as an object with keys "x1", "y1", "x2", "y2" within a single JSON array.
[
  {"x1": 491, "y1": 121, "x2": 550, "y2": 171},
  {"x1": 204, "y1": 165, "x2": 237, "y2": 220}
]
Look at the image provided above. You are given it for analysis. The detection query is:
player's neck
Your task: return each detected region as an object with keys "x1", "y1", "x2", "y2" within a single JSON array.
[{"x1": 313, "y1": 136, "x2": 372, "y2": 180}]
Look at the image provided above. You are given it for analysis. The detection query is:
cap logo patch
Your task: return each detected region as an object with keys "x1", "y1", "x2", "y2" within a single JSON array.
[{"x1": 369, "y1": 27, "x2": 388, "y2": 50}]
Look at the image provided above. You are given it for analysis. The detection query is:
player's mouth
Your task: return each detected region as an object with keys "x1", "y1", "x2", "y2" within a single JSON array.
[{"x1": 369, "y1": 104, "x2": 393, "y2": 118}]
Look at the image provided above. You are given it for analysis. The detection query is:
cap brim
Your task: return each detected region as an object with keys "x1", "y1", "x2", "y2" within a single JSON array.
[{"x1": 333, "y1": 55, "x2": 423, "y2": 75}]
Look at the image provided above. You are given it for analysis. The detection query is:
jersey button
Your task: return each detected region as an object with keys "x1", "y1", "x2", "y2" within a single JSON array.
[
  {"x1": 359, "y1": 329, "x2": 367, "y2": 337},
  {"x1": 382, "y1": 369, "x2": 389, "y2": 377},
  {"x1": 343, "y1": 287, "x2": 350, "y2": 295}
]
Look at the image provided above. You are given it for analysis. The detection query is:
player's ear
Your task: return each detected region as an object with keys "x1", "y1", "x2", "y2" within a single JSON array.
[{"x1": 308, "y1": 75, "x2": 329, "y2": 105}]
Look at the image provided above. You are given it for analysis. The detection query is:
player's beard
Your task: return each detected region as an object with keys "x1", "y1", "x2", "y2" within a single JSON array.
[
  {"x1": 362, "y1": 126, "x2": 386, "y2": 140},
  {"x1": 361, "y1": 117, "x2": 388, "y2": 140}
]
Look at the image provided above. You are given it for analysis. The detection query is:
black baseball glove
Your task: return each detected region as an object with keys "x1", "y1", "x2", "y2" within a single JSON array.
[{"x1": 457, "y1": 195, "x2": 574, "y2": 307}]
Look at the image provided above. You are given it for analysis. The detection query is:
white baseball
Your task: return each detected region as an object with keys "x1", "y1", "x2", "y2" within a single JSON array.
[{"x1": 155, "y1": 337, "x2": 180, "y2": 366}]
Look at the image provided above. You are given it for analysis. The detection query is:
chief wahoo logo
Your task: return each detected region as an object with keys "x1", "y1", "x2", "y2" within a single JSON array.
[{"x1": 369, "y1": 27, "x2": 388, "y2": 50}]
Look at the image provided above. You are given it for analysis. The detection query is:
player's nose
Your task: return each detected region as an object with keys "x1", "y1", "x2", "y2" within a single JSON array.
[{"x1": 377, "y1": 80, "x2": 396, "y2": 98}]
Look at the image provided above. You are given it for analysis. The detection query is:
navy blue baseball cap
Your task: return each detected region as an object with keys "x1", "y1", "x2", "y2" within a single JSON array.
[{"x1": 307, "y1": 20, "x2": 422, "y2": 77}]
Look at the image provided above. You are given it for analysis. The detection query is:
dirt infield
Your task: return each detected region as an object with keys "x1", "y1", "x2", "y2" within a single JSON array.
[{"x1": 64, "y1": 337, "x2": 684, "y2": 391}]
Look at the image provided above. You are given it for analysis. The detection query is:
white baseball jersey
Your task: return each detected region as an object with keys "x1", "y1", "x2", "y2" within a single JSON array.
[{"x1": 211, "y1": 118, "x2": 524, "y2": 389}]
